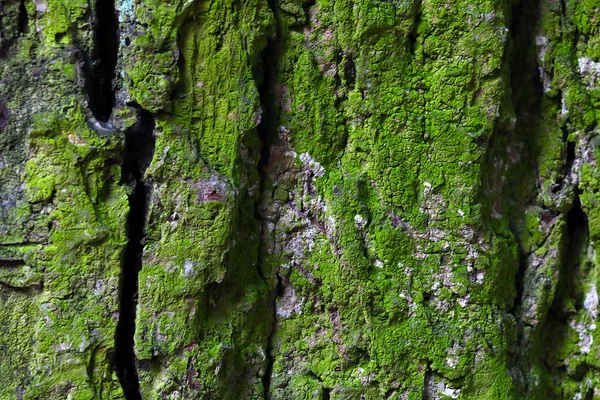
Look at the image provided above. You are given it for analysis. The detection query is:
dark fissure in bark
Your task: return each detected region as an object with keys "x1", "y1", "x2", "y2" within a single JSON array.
[
  {"x1": 551, "y1": 124, "x2": 575, "y2": 194},
  {"x1": 84, "y1": 0, "x2": 118, "y2": 122},
  {"x1": 562, "y1": 194, "x2": 589, "y2": 298},
  {"x1": 505, "y1": 0, "x2": 543, "y2": 322},
  {"x1": 255, "y1": 16, "x2": 278, "y2": 179},
  {"x1": 422, "y1": 365, "x2": 433, "y2": 400},
  {"x1": 254, "y1": 0, "x2": 282, "y2": 396},
  {"x1": 539, "y1": 193, "x2": 589, "y2": 366},
  {"x1": 342, "y1": 53, "x2": 356, "y2": 89},
  {"x1": 476, "y1": 0, "x2": 544, "y2": 388},
  {"x1": 262, "y1": 275, "x2": 282, "y2": 399},
  {"x1": 407, "y1": 0, "x2": 422, "y2": 55},
  {"x1": 114, "y1": 107, "x2": 155, "y2": 400},
  {"x1": 509, "y1": 240, "x2": 527, "y2": 317},
  {"x1": 18, "y1": 0, "x2": 29, "y2": 34},
  {"x1": 0, "y1": 259, "x2": 26, "y2": 268}
]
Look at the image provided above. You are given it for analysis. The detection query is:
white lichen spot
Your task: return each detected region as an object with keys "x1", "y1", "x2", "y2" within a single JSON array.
[
  {"x1": 423, "y1": 181, "x2": 432, "y2": 195},
  {"x1": 79, "y1": 336, "x2": 89, "y2": 352},
  {"x1": 184, "y1": 259, "x2": 195, "y2": 277},
  {"x1": 570, "y1": 284, "x2": 599, "y2": 354},
  {"x1": 538, "y1": 66, "x2": 552, "y2": 92},
  {"x1": 483, "y1": 12, "x2": 495, "y2": 22},
  {"x1": 561, "y1": 96, "x2": 569, "y2": 115},
  {"x1": 168, "y1": 391, "x2": 182, "y2": 400},
  {"x1": 117, "y1": 0, "x2": 134, "y2": 22},
  {"x1": 276, "y1": 283, "x2": 304, "y2": 318},
  {"x1": 578, "y1": 57, "x2": 600, "y2": 76},
  {"x1": 458, "y1": 294, "x2": 470, "y2": 308},
  {"x1": 475, "y1": 271, "x2": 485, "y2": 284},
  {"x1": 285, "y1": 150, "x2": 297, "y2": 158},
  {"x1": 374, "y1": 259, "x2": 384, "y2": 269},
  {"x1": 299, "y1": 152, "x2": 325, "y2": 178},
  {"x1": 570, "y1": 320, "x2": 595, "y2": 354},
  {"x1": 326, "y1": 216, "x2": 336, "y2": 236},
  {"x1": 535, "y1": 36, "x2": 552, "y2": 91},
  {"x1": 354, "y1": 214, "x2": 366, "y2": 227},
  {"x1": 168, "y1": 212, "x2": 180, "y2": 229},
  {"x1": 443, "y1": 387, "x2": 461, "y2": 399},
  {"x1": 424, "y1": 373, "x2": 461, "y2": 400},
  {"x1": 584, "y1": 284, "x2": 598, "y2": 316},
  {"x1": 55, "y1": 342, "x2": 71, "y2": 352},
  {"x1": 33, "y1": 0, "x2": 47, "y2": 12},
  {"x1": 535, "y1": 36, "x2": 548, "y2": 60},
  {"x1": 578, "y1": 57, "x2": 600, "y2": 88},
  {"x1": 310, "y1": 195, "x2": 327, "y2": 212},
  {"x1": 446, "y1": 355, "x2": 458, "y2": 367},
  {"x1": 457, "y1": 209, "x2": 465, "y2": 217},
  {"x1": 93, "y1": 280, "x2": 104, "y2": 295},
  {"x1": 257, "y1": 346, "x2": 265, "y2": 359}
]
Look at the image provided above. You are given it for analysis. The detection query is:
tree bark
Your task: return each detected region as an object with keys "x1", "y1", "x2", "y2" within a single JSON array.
[{"x1": 1, "y1": 0, "x2": 599, "y2": 398}]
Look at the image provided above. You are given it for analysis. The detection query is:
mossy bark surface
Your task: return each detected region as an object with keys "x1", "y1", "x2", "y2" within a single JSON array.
[{"x1": 1, "y1": 0, "x2": 600, "y2": 398}]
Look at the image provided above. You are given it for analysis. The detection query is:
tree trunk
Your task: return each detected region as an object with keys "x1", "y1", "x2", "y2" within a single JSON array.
[{"x1": 1, "y1": 0, "x2": 599, "y2": 398}]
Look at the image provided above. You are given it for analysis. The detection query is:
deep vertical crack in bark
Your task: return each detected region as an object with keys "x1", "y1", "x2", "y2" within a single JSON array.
[
  {"x1": 18, "y1": 0, "x2": 29, "y2": 34},
  {"x1": 115, "y1": 107, "x2": 156, "y2": 400},
  {"x1": 478, "y1": 0, "x2": 545, "y2": 388},
  {"x1": 84, "y1": 0, "x2": 118, "y2": 122},
  {"x1": 254, "y1": 1, "x2": 281, "y2": 397},
  {"x1": 78, "y1": 0, "x2": 154, "y2": 395},
  {"x1": 262, "y1": 275, "x2": 282, "y2": 399},
  {"x1": 407, "y1": 0, "x2": 422, "y2": 55},
  {"x1": 422, "y1": 364, "x2": 433, "y2": 400},
  {"x1": 539, "y1": 191, "x2": 590, "y2": 367},
  {"x1": 500, "y1": 0, "x2": 595, "y2": 393},
  {"x1": 505, "y1": 0, "x2": 542, "y2": 323}
]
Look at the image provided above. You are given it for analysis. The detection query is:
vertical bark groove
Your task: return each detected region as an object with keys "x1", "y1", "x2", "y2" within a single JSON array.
[
  {"x1": 84, "y1": 0, "x2": 118, "y2": 122},
  {"x1": 505, "y1": 0, "x2": 542, "y2": 322},
  {"x1": 115, "y1": 107, "x2": 156, "y2": 400},
  {"x1": 17, "y1": 0, "x2": 28, "y2": 34},
  {"x1": 255, "y1": 1, "x2": 281, "y2": 395}
]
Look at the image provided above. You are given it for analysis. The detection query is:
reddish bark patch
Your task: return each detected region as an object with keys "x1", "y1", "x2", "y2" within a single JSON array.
[{"x1": 193, "y1": 174, "x2": 229, "y2": 203}]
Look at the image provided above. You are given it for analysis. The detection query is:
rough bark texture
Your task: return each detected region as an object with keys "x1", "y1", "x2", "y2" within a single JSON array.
[{"x1": 1, "y1": 0, "x2": 600, "y2": 398}]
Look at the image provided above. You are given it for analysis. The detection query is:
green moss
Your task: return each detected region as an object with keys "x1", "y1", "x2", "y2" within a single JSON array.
[
  {"x1": 250, "y1": 0, "x2": 530, "y2": 396},
  {"x1": 1, "y1": 103, "x2": 129, "y2": 397}
]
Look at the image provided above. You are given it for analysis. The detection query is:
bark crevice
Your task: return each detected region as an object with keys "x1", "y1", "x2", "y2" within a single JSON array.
[
  {"x1": 254, "y1": 0, "x2": 282, "y2": 396},
  {"x1": 537, "y1": 192, "x2": 591, "y2": 382},
  {"x1": 114, "y1": 106, "x2": 156, "y2": 400},
  {"x1": 407, "y1": 0, "x2": 422, "y2": 55},
  {"x1": 18, "y1": 0, "x2": 28, "y2": 34},
  {"x1": 504, "y1": 0, "x2": 543, "y2": 323},
  {"x1": 84, "y1": 0, "x2": 119, "y2": 122},
  {"x1": 262, "y1": 275, "x2": 282, "y2": 399}
]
